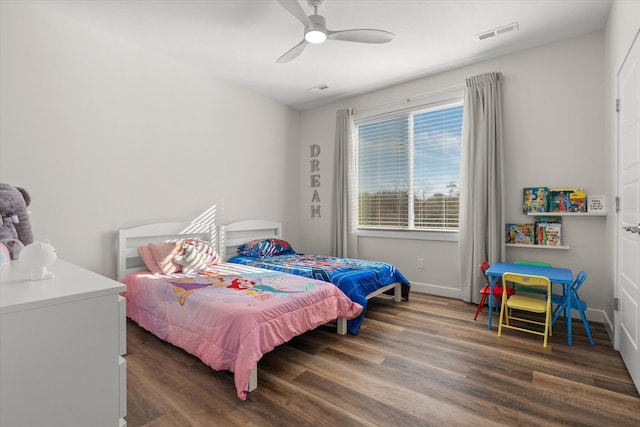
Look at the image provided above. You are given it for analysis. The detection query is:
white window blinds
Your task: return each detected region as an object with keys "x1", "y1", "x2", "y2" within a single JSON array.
[{"x1": 355, "y1": 98, "x2": 463, "y2": 231}]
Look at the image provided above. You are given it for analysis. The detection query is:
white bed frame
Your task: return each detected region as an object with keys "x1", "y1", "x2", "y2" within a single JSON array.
[
  {"x1": 219, "y1": 219, "x2": 402, "y2": 303},
  {"x1": 218, "y1": 219, "x2": 281, "y2": 261},
  {"x1": 117, "y1": 221, "x2": 258, "y2": 391},
  {"x1": 116, "y1": 222, "x2": 214, "y2": 281},
  {"x1": 116, "y1": 221, "x2": 355, "y2": 394}
]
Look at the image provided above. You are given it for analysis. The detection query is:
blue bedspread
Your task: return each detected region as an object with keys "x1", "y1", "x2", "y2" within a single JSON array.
[{"x1": 227, "y1": 254, "x2": 410, "y2": 334}]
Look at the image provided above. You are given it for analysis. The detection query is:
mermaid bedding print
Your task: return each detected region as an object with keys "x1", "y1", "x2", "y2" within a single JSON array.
[{"x1": 122, "y1": 262, "x2": 362, "y2": 400}]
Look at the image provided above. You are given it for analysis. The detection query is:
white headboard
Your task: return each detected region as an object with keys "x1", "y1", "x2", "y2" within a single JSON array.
[
  {"x1": 219, "y1": 220, "x2": 282, "y2": 260},
  {"x1": 116, "y1": 222, "x2": 214, "y2": 281}
]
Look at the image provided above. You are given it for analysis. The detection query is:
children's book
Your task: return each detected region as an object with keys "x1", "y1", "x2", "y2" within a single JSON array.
[
  {"x1": 543, "y1": 223, "x2": 562, "y2": 246},
  {"x1": 505, "y1": 224, "x2": 514, "y2": 244},
  {"x1": 568, "y1": 190, "x2": 587, "y2": 212},
  {"x1": 549, "y1": 188, "x2": 583, "y2": 212},
  {"x1": 522, "y1": 187, "x2": 548, "y2": 213},
  {"x1": 534, "y1": 216, "x2": 562, "y2": 245},
  {"x1": 506, "y1": 223, "x2": 534, "y2": 244}
]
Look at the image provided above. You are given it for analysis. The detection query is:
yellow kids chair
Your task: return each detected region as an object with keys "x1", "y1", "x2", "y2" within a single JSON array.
[{"x1": 497, "y1": 272, "x2": 553, "y2": 347}]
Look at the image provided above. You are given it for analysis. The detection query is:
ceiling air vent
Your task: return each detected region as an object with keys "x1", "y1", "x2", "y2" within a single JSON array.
[
  {"x1": 478, "y1": 31, "x2": 496, "y2": 40},
  {"x1": 477, "y1": 22, "x2": 519, "y2": 41},
  {"x1": 307, "y1": 83, "x2": 329, "y2": 93}
]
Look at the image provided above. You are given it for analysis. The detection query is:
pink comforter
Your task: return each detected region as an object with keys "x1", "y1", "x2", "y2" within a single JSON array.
[{"x1": 122, "y1": 263, "x2": 362, "y2": 400}]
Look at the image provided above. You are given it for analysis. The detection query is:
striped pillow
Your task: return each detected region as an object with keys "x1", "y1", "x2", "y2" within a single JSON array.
[{"x1": 173, "y1": 239, "x2": 220, "y2": 274}]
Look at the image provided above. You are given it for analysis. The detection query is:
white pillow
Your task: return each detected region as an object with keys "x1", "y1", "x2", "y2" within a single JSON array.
[{"x1": 173, "y1": 239, "x2": 220, "y2": 274}]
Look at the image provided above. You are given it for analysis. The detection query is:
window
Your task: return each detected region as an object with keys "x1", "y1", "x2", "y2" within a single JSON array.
[{"x1": 355, "y1": 96, "x2": 463, "y2": 232}]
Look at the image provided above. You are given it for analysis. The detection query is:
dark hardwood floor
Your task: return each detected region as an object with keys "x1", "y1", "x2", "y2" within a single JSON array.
[{"x1": 125, "y1": 292, "x2": 640, "y2": 426}]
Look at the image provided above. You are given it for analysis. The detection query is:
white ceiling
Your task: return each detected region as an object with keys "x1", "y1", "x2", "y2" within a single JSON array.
[{"x1": 37, "y1": 0, "x2": 612, "y2": 111}]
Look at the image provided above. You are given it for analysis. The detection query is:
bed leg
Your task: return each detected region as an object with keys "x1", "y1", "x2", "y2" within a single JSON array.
[
  {"x1": 336, "y1": 317, "x2": 347, "y2": 335},
  {"x1": 394, "y1": 283, "x2": 402, "y2": 302},
  {"x1": 247, "y1": 366, "x2": 258, "y2": 392}
]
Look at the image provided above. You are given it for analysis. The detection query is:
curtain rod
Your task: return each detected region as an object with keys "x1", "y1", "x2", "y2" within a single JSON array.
[{"x1": 353, "y1": 83, "x2": 465, "y2": 115}]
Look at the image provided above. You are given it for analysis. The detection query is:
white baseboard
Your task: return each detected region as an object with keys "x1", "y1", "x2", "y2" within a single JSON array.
[{"x1": 409, "y1": 281, "x2": 461, "y2": 299}]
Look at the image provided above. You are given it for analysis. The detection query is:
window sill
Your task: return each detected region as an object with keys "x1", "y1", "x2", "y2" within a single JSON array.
[{"x1": 357, "y1": 229, "x2": 459, "y2": 242}]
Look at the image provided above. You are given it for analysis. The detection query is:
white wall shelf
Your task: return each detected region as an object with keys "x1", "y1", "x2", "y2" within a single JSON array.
[
  {"x1": 507, "y1": 210, "x2": 606, "y2": 250},
  {"x1": 506, "y1": 243, "x2": 571, "y2": 250},
  {"x1": 526, "y1": 211, "x2": 606, "y2": 217}
]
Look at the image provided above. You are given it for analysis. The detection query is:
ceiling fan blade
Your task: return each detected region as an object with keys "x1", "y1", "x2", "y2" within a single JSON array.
[
  {"x1": 276, "y1": 0, "x2": 309, "y2": 27},
  {"x1": 328, "y1": 29, "x2": 394, "y2": 44},
  {"x1": 276, "y1": 39, "x2": 309, "y2": 63}
]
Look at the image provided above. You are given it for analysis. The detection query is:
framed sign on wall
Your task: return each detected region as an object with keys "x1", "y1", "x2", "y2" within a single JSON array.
[{"x1": 587, "y1": 195, "x2": 606, "y2": 213}]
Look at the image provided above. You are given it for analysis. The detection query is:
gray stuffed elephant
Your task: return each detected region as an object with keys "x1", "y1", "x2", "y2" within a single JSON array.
[{"x1": 0, "y1": 183, "x2": 33, "y2": 259}]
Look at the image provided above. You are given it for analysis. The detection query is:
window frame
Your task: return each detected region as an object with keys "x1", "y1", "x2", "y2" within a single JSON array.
[{"x1": 353, "y1": 88, "x2": 464, "y2": 240}]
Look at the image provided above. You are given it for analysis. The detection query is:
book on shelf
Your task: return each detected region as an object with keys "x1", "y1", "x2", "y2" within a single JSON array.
[
  {"x1": 568, "y1": 190, "x2": 587, "y2": 212},
  {"x1": 549, "y1": 188, "x2": 585, "y2": 212},
  {"x1": 534, "y1": 216, "x2": 562, "y2": 246},
  {"x1": 522, "y1": 187, "x2": 548, "y2": 214},
  {"x1": 543, "y1": 223, "x2": 562, "y2": 246},
  {"x1": 505, "y1": 223, "x2": 535, "y2": 245}
]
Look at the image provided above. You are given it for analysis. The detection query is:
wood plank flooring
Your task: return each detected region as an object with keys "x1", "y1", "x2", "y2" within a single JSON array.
[{"x1": 125, "y1": 292, "x2": 640, "y2": 426}]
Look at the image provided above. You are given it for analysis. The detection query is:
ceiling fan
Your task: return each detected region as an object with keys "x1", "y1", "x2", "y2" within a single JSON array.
[{"x1": 276, "y1": 0, "x2": 394, "y2": 63}]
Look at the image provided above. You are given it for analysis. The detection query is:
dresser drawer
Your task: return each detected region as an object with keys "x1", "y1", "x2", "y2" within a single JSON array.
[
  {"x1": 0, "y1": 259, "x2": 126, "y2": 426},
  {"x1": 118, "y1": 295, "x2": 126, "y2": 355},
  {"x1": 119, "y1": 356, "x2": 127, "y2": 418}
]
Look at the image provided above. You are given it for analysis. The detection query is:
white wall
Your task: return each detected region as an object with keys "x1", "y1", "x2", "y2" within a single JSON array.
[
  {"x1": 0, "y1": 1, "x2": 301, "y2": 278},
  {"x1": 2, "y1": 0, "x2": 634, "y2": 330},
  {"x1": 604, "y1": 1, "x2": 640, "y2": 333},
  {"x1": 300, "y1": 31, "x2": 612, "y2": 321}
]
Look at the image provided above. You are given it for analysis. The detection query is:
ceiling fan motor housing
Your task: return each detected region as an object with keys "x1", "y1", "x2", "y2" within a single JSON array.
[{"x1": 305, "y1": 14, "x2": 327, "y2": 43}]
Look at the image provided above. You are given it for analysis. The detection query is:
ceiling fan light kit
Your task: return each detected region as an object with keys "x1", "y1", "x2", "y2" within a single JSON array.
[
  {"x1": 304, "y1": 14, "x2": 328, "y2": 43},
  {"x1": 277, "y1": 0, "x2": 394, "y2": 63},
  {"x1": 305, "y1": 30, "x2": 327, "y2": 43}
]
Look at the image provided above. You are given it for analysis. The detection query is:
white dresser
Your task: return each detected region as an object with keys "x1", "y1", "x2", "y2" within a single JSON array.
[{"x1": 0, "y1": 258, "x2": 127, "y2": 427}]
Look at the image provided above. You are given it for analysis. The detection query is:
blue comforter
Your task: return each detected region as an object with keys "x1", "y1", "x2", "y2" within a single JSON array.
[{"x1": 227, "y1": 254, "x2": 410, "y2": 334}]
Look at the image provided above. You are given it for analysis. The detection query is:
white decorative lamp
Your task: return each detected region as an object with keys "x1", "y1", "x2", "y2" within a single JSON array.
[{"x1": 21, "y1": 240, "x2": 57, "y2": 280}]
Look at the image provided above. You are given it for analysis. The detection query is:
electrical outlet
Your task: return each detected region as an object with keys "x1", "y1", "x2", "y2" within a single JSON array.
[{"x1": 417, "y1": 258, "x2": 424, "y2": 269}]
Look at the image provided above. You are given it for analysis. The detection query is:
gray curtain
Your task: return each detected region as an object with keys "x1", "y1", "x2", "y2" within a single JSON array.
[
  {"x1": 459, "y1": 72, "x2": 505, "y2": 303},
  {"x1": 331, "y1": 108, "x2": 356, "y2": 258}
]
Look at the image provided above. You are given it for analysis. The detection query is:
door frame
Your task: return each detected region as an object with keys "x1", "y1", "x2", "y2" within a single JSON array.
[{"x1": 614, "y1": 28, "x2": 640, "y2": 378}]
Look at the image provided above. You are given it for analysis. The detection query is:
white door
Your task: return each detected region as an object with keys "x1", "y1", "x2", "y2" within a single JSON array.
[{"x1": 617, "y1": 29, "x2": 640, "y2": 392}]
